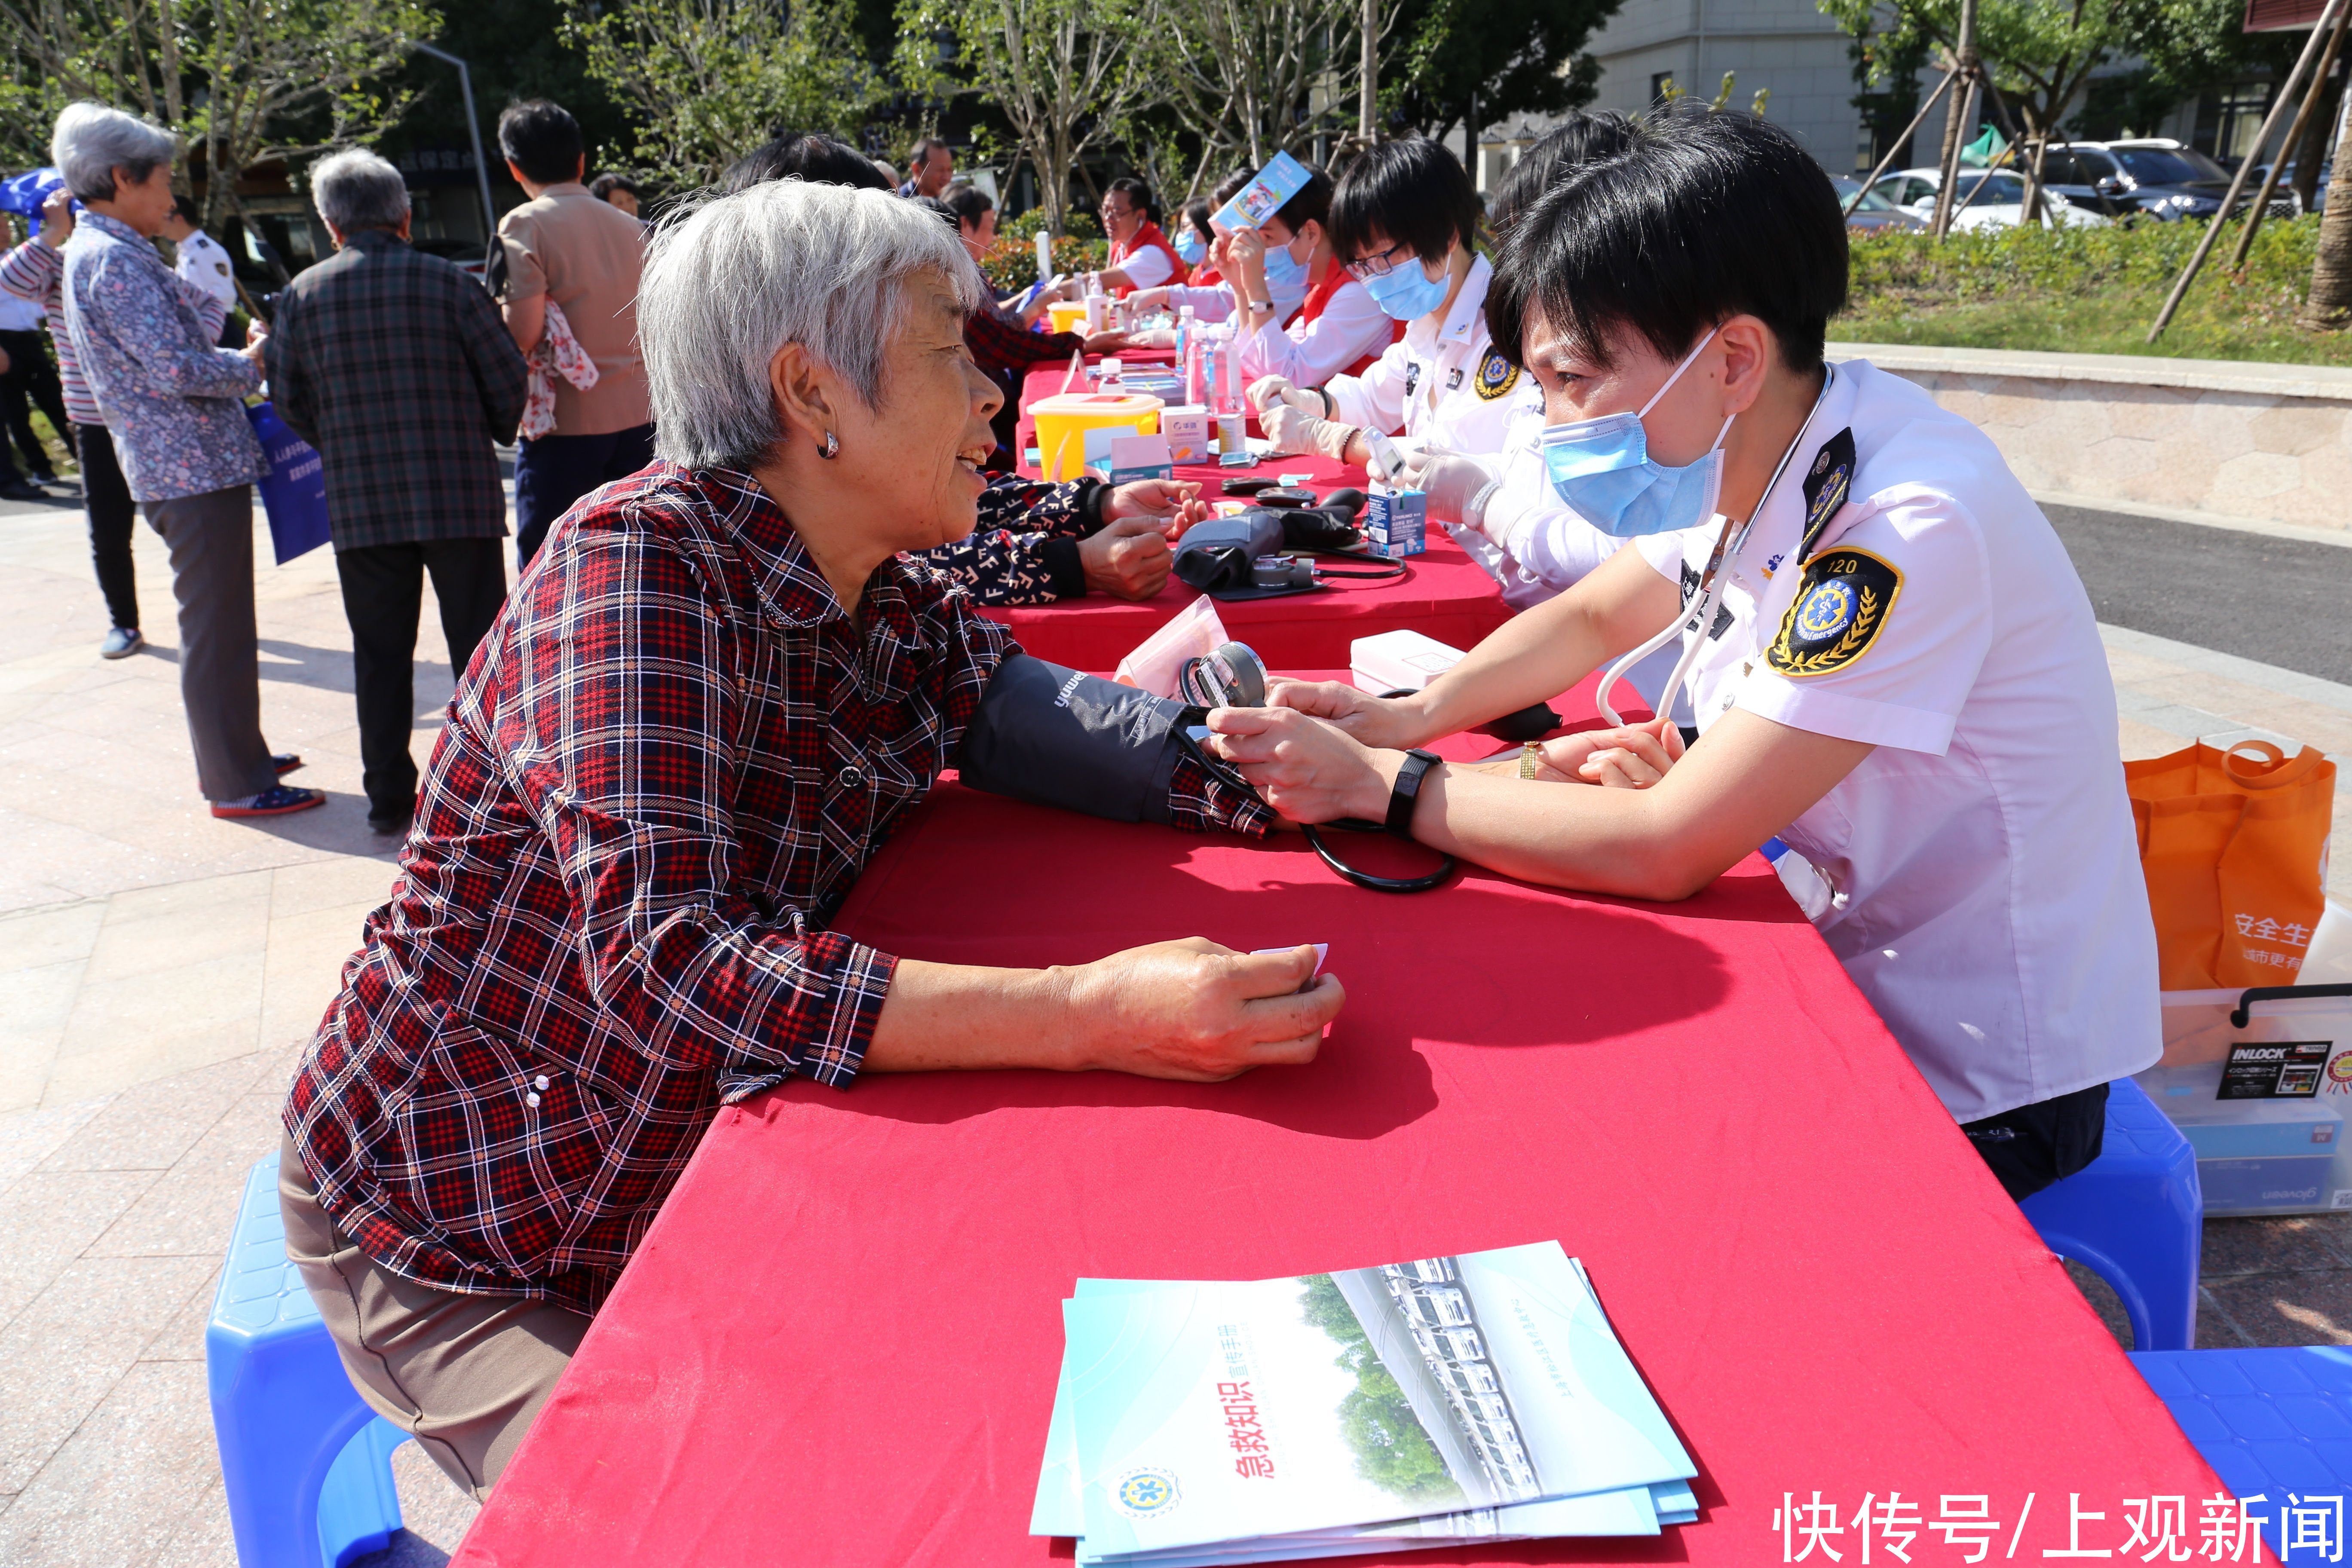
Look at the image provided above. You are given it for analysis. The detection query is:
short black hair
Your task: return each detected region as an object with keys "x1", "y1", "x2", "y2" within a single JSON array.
[
  {"x1": 588, "y1": 172, "x2": 640, "y2": 200},
  {"x1": 497, "y1": 100, "x2": 582, "y2": 187},
  {"x1": 1105, "y1": 176, "x2": 1157, "y2": 225},
  {"x1": 908, "y1": 136, "x2": 951, "y2": 169},
  {"x1": 722, "y1": 133, "x2": 892, "y2": 194},
  {"x1": 1269, "y1": 167, "x2": 1333, "y2": 238},
  {"x1": 171, "y1": 193, "x2": 202, "y2": 227},
  {"x1": 944, "y1": 184, "x2": 994, "y2": 230},
  {"x1": 1488, "y1": 111, "x2": 1636, "y2": 236},
  {"x1": 910, "y1": 193, "x2": 958, "y2": 229},
  {"x1": 1329, "y1": 138, "x2": 1479, "y2": 266},
  {"x1": 1209, "y1": 168, "x2": 1253, "y2": 209},
  {"x1": 1179, "y1": 196, "x2": 1213, "y2": 241},
  {"x1": 1487, "y1": 108, "x2": 1848, "y2": 377}
]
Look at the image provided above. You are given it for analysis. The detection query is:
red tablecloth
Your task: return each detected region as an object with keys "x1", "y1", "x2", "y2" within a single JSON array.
[
  {"x1": 990, "y1": 365, "x2": 1512, "y2": 671},
  {"x1": 456, "y1": 673, "x2": 2217, "y2": 1567}
]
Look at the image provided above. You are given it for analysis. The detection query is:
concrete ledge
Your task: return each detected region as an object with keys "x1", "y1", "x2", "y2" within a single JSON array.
[
  {"x1": 1825, "y1": 341, "x2": 2352, "y2": 532},
  {"x1": 1830, "y1": 341, "x2": 2352, "y2": 403}
]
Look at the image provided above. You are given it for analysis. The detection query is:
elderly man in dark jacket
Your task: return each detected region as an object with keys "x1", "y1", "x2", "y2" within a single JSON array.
[{"x1": 266, "y1": 148, "x2": 529, "y2": 834}]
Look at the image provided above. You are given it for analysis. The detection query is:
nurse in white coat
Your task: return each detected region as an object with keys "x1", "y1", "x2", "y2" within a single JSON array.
[{"x1": 1205, "y1": 109, "x2": 2161, "y2": 1201}]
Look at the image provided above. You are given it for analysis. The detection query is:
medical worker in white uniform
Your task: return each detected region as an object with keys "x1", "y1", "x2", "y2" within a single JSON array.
[
  {"x1": 1244, "y1": 138, "x2": 1544, "y2": 503},
  {"x1": 1204, "y1": 108, "x2": 2161, "y2": 1200}
]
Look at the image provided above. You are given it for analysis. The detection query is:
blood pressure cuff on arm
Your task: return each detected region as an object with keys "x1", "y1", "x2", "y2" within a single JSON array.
[{"x1": 956, "y1": 653, "x2": 1193, "y2": 825}]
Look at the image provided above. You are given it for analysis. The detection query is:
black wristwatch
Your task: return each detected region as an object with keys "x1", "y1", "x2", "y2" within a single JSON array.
[{"x1": 1385, "y1": 748, "x2": 1442, "y2": 838}]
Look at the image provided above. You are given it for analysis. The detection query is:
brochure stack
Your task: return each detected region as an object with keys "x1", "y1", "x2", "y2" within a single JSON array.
[{"x1": 1030, "y1": 1241, "x2": 1698, "y2": 1566}]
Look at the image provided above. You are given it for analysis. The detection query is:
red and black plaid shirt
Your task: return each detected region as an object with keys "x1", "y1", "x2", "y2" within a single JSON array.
[{"x1": 285, "y1": 463, "x2": 1269, "y2": 1312}]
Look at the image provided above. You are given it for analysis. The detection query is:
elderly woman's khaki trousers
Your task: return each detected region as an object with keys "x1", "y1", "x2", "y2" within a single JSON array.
[{"x1": 277, "y1": 1134, "x2": 589, "y2": 1501}]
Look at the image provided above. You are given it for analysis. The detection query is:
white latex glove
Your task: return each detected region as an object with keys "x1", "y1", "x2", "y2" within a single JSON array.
[
  {"x1": 1404, "y1": 449, "x2": 1502, "y2": 531},
  {"x1": 1247, "y1": 374, "x2": 1295, "y2": 414},
  {"x1": 1262, "y1": 402, "x2": 1356, "y2": 461}
]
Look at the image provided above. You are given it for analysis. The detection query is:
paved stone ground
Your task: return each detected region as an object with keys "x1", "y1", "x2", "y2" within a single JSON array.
[{"x1": 0, "y1": 486, "x2": 2345, "y2": 1564}]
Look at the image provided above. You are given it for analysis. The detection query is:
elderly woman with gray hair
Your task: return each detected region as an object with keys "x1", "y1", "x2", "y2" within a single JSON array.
[
  {"x1": 53, "y1": 102, "x2": 322, "y2": 818},
  {"x1": 279, "y1": 177, "x2": 1343, "y2": 1499}
]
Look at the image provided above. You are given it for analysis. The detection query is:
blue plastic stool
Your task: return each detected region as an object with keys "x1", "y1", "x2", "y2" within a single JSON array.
[
  {"x1": 2134, "y1": 1347, "x2": 2352, "y2": 1560},
  {"x1": 206, "y1": 1153, "x2": 409, "y2": 1568},
  {"x1": 2019, "y1": 1077, "x2": 2203, "y2": 1351}
]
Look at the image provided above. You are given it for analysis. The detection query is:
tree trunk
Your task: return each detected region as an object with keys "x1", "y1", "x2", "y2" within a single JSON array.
[
  {"x1": 2301, "y1": 98, "x2": 2352, "y2": 325},
  {"x1": 2295, "y1": 68, "x2": 2339, "y2": 212},
  {"x1": 2019, "y1": 131, "x2": 2049, "y2": 228}
]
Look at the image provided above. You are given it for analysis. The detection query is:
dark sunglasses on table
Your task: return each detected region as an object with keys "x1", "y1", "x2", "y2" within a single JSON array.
[{"x1": 1344, "y1": 241, "x2": 1412, "y2": 280}]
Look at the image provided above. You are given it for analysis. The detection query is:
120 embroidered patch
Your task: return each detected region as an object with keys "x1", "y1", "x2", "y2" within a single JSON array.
[{"x1": 1766, "y1": 546, "x2": 1902, "y2": 677}]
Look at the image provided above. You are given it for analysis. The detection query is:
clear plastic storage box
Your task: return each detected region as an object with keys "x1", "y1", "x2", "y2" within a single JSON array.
[{"x1": 2137, "y1": 984, "x2": 2352, "y2": 1216}]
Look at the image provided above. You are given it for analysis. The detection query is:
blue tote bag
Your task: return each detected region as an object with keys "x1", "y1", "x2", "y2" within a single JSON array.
[{"x1": 245, "y1": 401, "x2": 331, "y2": 564}]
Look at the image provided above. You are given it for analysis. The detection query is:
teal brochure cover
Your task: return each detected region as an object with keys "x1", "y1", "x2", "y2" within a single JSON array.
[
  {"x1": 1062, "y1": 1242, "x2": 1696, "y2": 1556},
  {"x1": 1031, "y1": 1277, "x2": 1682, "y2": 1542}
]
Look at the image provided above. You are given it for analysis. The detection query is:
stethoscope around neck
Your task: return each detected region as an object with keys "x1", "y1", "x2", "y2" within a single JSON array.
[{"x1": 1592, "y1": 364, "x2": 1838, "y2": 728}]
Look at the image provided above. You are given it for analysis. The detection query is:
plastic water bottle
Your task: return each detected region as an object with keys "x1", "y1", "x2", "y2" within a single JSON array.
[
  {"x1": 1098, "y1": 358, "x2": 1124, "y2": 394},
  {"x1": 1176, "y1": 305, "x2": 1194, "y2": 374}
]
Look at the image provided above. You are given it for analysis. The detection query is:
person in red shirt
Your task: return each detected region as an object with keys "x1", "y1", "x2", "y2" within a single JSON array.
[
  {"x1": 1086, "y1": 177, "x2": 1184, "y2": 297},
  {"x1": 1172, "y1": 196, "x2": 1216, "y2": 283}
]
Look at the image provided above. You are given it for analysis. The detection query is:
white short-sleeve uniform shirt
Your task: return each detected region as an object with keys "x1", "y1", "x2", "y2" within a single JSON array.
[
  {"x1": 1323, "y1": 254, "x2": 1544, "y2": 460},
  {"x1": 1633, "y1": 359, "x2": 2159, "y2": 1124}
]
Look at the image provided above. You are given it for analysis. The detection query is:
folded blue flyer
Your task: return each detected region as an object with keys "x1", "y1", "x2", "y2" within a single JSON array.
[
  {"x1": 1209, "y1": 151, "x2": 1314, "y2": 236},
  {"x1": 1036, "y1": 1243, "x2": 1695, "y2": 1562}
]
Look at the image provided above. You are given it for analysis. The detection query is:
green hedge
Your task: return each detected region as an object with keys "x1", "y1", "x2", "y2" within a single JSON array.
[
  {"x1": 978, "y1": 234, "x2": 1110, "y2": 294},
  {"x1": 1839, "y1": 215, "x2": 2351, "y2": 364}
]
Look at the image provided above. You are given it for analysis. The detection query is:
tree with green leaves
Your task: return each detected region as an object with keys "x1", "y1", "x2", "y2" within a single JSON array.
[
  {"x1": 1382, "y1": 0, "x2": 1619, "y2": 150},
  {"x1": 896, "y1": 0, "x2": 1159, "y2": 233},
  {"x1": 1822, "y1": 0, "x2": 2132, "y2": 220},
  {"x1": 1298, "y1": 1275, "x2": 1464, "y2": 1507},
  {"x1": 1144, "y1": 0, "x2": 1393, "y2": 188},
  {"x1": 564, "y1": 0, "x2": 882, "y2": 189},
  {"x1": 0, "y1": 0, "x2": 435, "y2": 228}
]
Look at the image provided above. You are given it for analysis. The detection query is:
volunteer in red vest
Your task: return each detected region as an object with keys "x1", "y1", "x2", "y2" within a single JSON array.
[
  {"x1": 1228, "y1": 167, "x2": 1399, "y2": 388},
  {"x1": 1088, "y1": 178, "x2": 1183, "y2": 298},
  {"x1": 1172, "y1": 197, "x2": 1218, "y2": 284}
]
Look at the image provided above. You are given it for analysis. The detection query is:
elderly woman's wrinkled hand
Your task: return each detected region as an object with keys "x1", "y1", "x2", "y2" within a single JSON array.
[
  {"x1": 37, "y1": 187, "x2": 74, "y2": 249},
  {"x1": 1104, "y1": 478, "x2": 1204, "y2": 537},
  {"x1": 1063, "y1": 938, "x2": 1341, "y2": 1080},
  {"x1": 1079, "y1": 516, "x2": 1173, "y2": 599}
]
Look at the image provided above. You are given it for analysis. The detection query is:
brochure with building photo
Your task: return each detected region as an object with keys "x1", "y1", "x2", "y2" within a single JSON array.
[
  {"x1": 1032, "y1": 1278, "x2": 1692, "y2": 1547},
  {"x1": 1060, "y1": 1242, "x2": 1695, "y2": 1558}
]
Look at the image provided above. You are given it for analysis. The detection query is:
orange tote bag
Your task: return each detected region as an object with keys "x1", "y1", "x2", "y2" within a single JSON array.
[{"x1": 2126, "y1": 740, "x2": 2335, "y2": 989}]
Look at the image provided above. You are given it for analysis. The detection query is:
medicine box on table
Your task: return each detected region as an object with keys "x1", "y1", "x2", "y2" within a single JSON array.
[
  {"x1": 1363, "y1": 488, "x2": 1426, "y2": 558},
  {"x1": 2136, "y1": 985, "x2": 2352, "y2": 1216}
]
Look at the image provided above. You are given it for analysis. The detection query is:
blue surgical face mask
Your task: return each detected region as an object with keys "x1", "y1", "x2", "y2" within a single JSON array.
[
  {"x1": 1175, "y1": 228, "x2": 1206, "y2": 265},
  {"x1": 1261, "y1": 239, "x2": 1306, "y2": 295},
  {"x1": 1539, "y1": 328, "x2": 1733, "y2": 538},
  {"x1": 1360, "y1": 251, "x2": 1452, "y2": 322}
]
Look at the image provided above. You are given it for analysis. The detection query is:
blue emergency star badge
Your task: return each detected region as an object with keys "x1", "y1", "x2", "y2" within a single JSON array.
[
  {"x1": 1767, "y1": 546, "x2": 1901, "y2": 677},
  {"x1": 1473, "y1": 347, "x2": 1520, "y2": 401},
  {"x1": 1115, "y1": 1468, "x2": 1182, "y2": 1516}
]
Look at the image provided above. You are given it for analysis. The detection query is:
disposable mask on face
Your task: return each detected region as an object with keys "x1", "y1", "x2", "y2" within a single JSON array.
[
  {"x1": 1175, "y1": 229, "x2": 1206, "y2": 265},
  {"x1": 1360, "y1": 253, "x2": 1452, "y2": 321},
  {"x1": 1538, "y1": 328, "x2": 1732, "y2": 538},
  {"x1": 1261, "y1": 241, "x2": 1307, "y2": 295}
]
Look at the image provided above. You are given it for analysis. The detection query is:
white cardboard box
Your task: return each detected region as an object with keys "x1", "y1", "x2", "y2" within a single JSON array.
[{"x1": 1351, "y1": 630, "x2": 1465, "y2": 693}]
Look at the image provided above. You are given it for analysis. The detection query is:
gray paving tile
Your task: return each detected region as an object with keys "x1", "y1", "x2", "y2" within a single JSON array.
[
  {"x1": 2064, "y1": 1259, "x2": 2136, "y2": 1351},
  {"x1": 34, "y1": 1053, "x2": 264, "y2": 1173},
  {"x1": 2202, "y1": 1269, "x2": 2352, "y2": 1347},
  {"x1": 0, "y1": 1254, "x2": 218, "y2": 1494},
  {"x1": 0, "y1": 1170, "x2": 160, "y2": 1332},
  {"x1": 0, "y1": 1360, "x2": 223, "y2": 1568},
  {"x1": 0, "y1": 1094, "x2": 112, "y2": 1200},
  {"x1": 137, "y1": 1263, "x2": 221, "y2": 1365},
  {"x1": 2202, "y1": 1213, "x2": 2352, "y2": 1277},
  {"x1": 88, "y1": 1090, "x2": 285, "y2": 1259}
]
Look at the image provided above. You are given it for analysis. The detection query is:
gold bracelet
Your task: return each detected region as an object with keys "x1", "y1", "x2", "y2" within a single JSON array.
[{"x1": 1518, "y1": 743, "x2": 1542, "y2": 780}]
